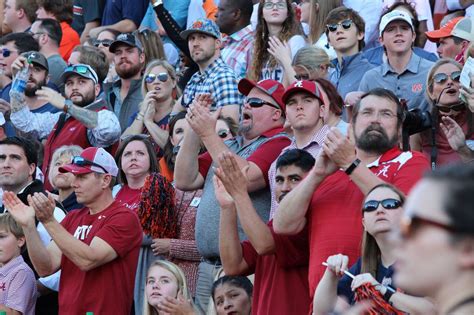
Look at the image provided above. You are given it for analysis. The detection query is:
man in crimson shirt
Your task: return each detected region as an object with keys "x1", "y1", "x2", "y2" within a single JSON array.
[
  {"x1": 273, "y1": 88, "x2": 430, "y2": 301},
  {"x1": 216, "y1": 149, "x2": 314, "y2": 315},
  {"x1": 174, "y1": 79, "x2": 291, "y2": 312},
  {"x1": 3, "y1": 147, "x2": 142, "y2": 314}
]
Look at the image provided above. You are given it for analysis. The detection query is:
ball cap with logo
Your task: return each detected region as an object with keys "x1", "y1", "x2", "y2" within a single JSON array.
[
  {"x1": 180, "y1": 18, "x2": 222, "y2": 40},
  {"x1": 21, "y1": 51, "x2": 49, "y2": 71},
  {"x1": 59, "y1": 147, "x2": 119, "y2": 177},
  {"x1": 60, "y1": 64, "x2": 99, "y2": 84},
  {"x1": 109, "y1": 33, "x2": 144, "y2": 53},
  {"x1": 238, "y1": 78, "x2": 286, "y2": 111},
  {"x1": 282, "y1": 80, "x2": 324, "y2": 105},
  {"x1": 379, "y1": 10, "x2": 414, "y2": 36},
  {"x1": 426, "y1": 17, "x2": 474, "y2": 43}
]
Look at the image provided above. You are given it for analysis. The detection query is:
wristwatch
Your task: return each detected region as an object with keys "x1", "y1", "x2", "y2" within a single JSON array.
[
  {"x1": 345, "y1": 158, "x2": 361, "y2": 175},
  {"x1": 151, "y1": 0, "x2": 163, "y2": 7},
  {"x1": 63, "y1": 99, "x2": 73, "y2": 113}
]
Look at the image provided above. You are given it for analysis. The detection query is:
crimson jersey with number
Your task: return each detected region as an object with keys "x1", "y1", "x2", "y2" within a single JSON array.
[
  {"x1": 307, "y1": 148, "x2": 429, "y2": 298},
  {"x1": 58, "y1": 200, "x2": 142, "y2": 314}
]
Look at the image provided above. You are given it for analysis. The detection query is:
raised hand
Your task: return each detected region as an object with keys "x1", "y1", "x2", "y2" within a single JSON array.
[
  {"x1": 158, "y1": 294, "x2": 195, "y2": 315},
  {"x1": 27, "y1": 192, "x2": 56, "y2": 224},
  {"x1": 151, "y1": 238, "x2": 171, "y2": 256},
  {"x1": 2, "y1": 191, "x2": 36, "y2": 228},
  {"x1": 186, "y1": 94, "x2": 221, "y2": 138},
  {"x1": 267, "y1": 36, "x2": 292, "y2": 66},
  {"x1": 323, "y1": 127, "x2": 357, "y2": 170},
  {"x1": 213, "y1": 176, "x2": 234, "y2": 210},
  {"x1": 214, "y1": 152, "x2": 249, "y2": 198},
  {"x1": 324, "y1": 253, "x2": 350, "y2": 278},
  {"x1": 35, "y1": 87, "x2": 66, "y2": 110},
  {"x1": 440, "y1": 116, "x2": 466, "y2": 151}
]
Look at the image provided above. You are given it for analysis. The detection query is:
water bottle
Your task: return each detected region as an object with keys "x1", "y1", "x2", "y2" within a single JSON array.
[{"x1": 10, "y1": 58, "x2": 31, "y2": 103}]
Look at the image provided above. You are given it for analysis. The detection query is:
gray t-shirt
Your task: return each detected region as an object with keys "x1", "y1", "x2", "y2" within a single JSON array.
[
  {"x1": 195, "y1": 132, "x2": 289, "y2": 258},
  {"x1": 47, "y1": 54, "x2": 67, "y2": 91}
]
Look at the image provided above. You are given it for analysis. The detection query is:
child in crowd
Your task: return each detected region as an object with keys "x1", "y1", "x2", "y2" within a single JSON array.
[
  {"x1": 144, "y1": 260, "x2": 195, "y2": 315},
  {"x1": 212, "y1": 276, "x2": 253, "y2": 315},
  {"x1": 0, "y1": 213, "x2": 36, "y2": 314}
]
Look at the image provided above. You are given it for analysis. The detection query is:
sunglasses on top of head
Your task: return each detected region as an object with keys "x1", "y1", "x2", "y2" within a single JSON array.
[
  {"x1": 245, "y1": 97, "x2": 281, "y2": 110},
  {"x1": 326, "y1": 19, "x2": 353, "y2": 32},
  {"x1": 362, "y1": 198, "x2": 402, "y2": 212},
  {"x1": 145, "y1": 72, "x2": 169, "y2": 84},
  {"x1": 72, "y1": 156, "x2": 108, "y2": 174}
]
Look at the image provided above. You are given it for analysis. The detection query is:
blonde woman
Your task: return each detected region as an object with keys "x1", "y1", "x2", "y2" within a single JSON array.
[
  {"x1": 144, "y1": 260, "x2": 196, "y2": 315},
  {"x1": 122, "y1": 59, "x2": 179, "y2": 158}
]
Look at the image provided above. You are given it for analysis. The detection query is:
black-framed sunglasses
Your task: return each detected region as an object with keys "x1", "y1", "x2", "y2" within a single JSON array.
[
  {"x1": 294, "y1": 73, "x2": 310, "y2": 81},
  {"x1": 400, "y1": 215, "x2": 461, "y2": 239},
  {"x1": 246, "y1": 97, "x2": 281, "y2": 110},
  {"x1": 433, "y1": 71, "x2": 461, "y2": 84},
  {"x1": 436, "y1": 103, "x2": 465, "y2": 113},
  {"x1": 145, "y1": 72, "x2": 169, "y2": 84},
  {"x1": 362, "y1": 198, "x2": 402, "y2": 212},
  {"x1": 1, "y1": 48, "x2": 19, "y2": 58},
  {"x1": 72, "y1": 156, "x2": 108, "y2": 174},
  {"x1": 93, "y1": 39, "x2": 113, "y2": 48},
  {"x1": 217, "y1": 129, "x2": 230, "y2": 139},
  {"x1": 326, "y1": 19, "x2": 353, "y2": 32}
]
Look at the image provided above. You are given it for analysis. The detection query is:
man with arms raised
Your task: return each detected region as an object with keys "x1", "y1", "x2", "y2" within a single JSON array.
[
  {"x1": 274, "y1": 88, "x2": 429, "y2": 301},
  {"x1": 174, "y1": 79, "x2": 290, "y2": 312},
  {"x1": 215, "y1": 149, "x2": 313, "y2": 315},
  {"x1": 3, "y1": 147, "x2": 142, "y2": 314}
]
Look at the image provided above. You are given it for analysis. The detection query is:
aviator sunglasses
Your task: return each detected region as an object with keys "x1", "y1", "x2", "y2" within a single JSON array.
[
  {"x1": 145, "y1": 72, "x2": 169, "y2": 84},
  {"x1": 326, "y1": 19, "x2": 353, "y2": 32},
  {"x1": 433, "y1": 71, "x2": 461, "y2": 84},
  {"x1": 362, "y1": 198, "x2": 402, "y2": 212}
]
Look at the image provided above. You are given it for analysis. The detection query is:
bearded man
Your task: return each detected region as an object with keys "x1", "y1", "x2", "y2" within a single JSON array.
[
  {"x1": 273, "y1": 88, "x2": 430, "y2": 300},
  {"x1": 105, "y1": 33, "x2": 145, "y2": 131},
  {"x1": 10, "y1": 64, "x2": 121, "y2": 190}
]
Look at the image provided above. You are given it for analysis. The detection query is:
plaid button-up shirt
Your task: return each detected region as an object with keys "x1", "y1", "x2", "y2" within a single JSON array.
[
  {"x1": 221, "y1": 25, "x2": 254, "y2": 80},
  {"x1": 181, "y1": 57, "x2": 243, "y2": 109}
]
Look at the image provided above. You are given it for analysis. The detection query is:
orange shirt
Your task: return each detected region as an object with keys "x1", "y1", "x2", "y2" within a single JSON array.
[
  {"x1": 203, "y1": 0, "x2": 217, "y2": 20},
  {"x1": 59, "y1": 21, "x2": 80, "y2": 62},
  {"x1": 158, "y1": 158, "x2": 174, "y2": 182}
]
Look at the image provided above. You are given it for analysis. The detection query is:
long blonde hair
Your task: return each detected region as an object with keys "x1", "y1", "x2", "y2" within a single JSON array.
[
  {"x1": 307, "y1": 0, "x2": 341, "y2": 44},
  {"x1": 144, "y1": 260, "x2": 193, "y2": 315},
  {"x1": 249, "y1": 0, "x2": 303, "y2": 80}
]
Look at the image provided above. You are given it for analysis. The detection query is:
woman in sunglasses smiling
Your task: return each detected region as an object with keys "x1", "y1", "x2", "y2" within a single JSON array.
[
  {"x1": 410, "y1": 59, "x2": 474, "y2": 166},
  {"x1": 313, "y1": 183, "x2": 434, "y2": 314},
  {"x1": 123, "y1": 59, "x2": 178, "y2": 158}
]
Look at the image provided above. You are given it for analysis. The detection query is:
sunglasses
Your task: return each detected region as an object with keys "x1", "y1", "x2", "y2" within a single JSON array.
[
  {"x1": 436, "y1": 103, "x2": 465, "y2": 113},
  {"x1": 65, "y1": 64, "x2": 98, "y2": 82},
  {"x1": 399, "y1": 215, "x2": 460, "y2": 239},
  {"x1": 217, "y1": 129, "x2": 230, "y2": 139},
  {"x1": 263, "y1": 1, "x2": 286, "y2": 9},
  {"x1": 294, "y1": 74, "x2": 310, "y2": 81},
  {"x1": 433, "y1": 71, "x2": 461, "y2": 84},
  {"x1": 93, "y1": 39, "x2": 113, "y2": 48},
  {"x1": 246, "y1": 97, "x2": 281, "y2": 110},
  {"x1": 1, "y1": 48, "x2": 19, "y2": 58},
  {"x1": 326, "y1": 19, "x2": 353, "y2": 32},
  {"x1": 362, "y1": 198, "x2": 402, "y2": 212},
  {"x1": 72, "y1": 156, "x2": 108, "y2": 174},
  {"x1": 145, "y1": 72, "x2": 169, "y2": 84}
]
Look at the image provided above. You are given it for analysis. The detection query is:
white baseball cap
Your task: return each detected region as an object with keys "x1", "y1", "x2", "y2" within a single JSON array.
[{"x1": 379, "y1": 10, "x2": 414, "y2": 36}]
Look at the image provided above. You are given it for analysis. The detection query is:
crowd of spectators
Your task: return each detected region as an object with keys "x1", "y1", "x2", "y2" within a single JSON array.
[{"x1": 0, "y1": 0, "x2": 473, "y2": 314}]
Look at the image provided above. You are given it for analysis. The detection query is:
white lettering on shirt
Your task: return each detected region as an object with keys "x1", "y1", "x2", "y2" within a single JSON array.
[{"x1": 73, "y1": 225, "x2": 92, "y2": 240}]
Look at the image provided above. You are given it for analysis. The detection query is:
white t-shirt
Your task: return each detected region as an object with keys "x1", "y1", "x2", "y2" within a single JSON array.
[{"x1": 260, "y1": 35, "x2": 307, "y2": 82}]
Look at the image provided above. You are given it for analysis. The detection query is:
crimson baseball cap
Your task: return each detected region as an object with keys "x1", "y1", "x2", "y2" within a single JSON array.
[
  {"x1": 282, "y1": 80, "x2": 324, "y2": 105},
  {"x1": 59, "y1": 147, "x2": 119, "y2": 177},
  {"x1": 238, "y1": 79, "x2": 286, "y2": 111},
  {"x1": 425, "y1": 17, "x2": 464, "y2": 42}
]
